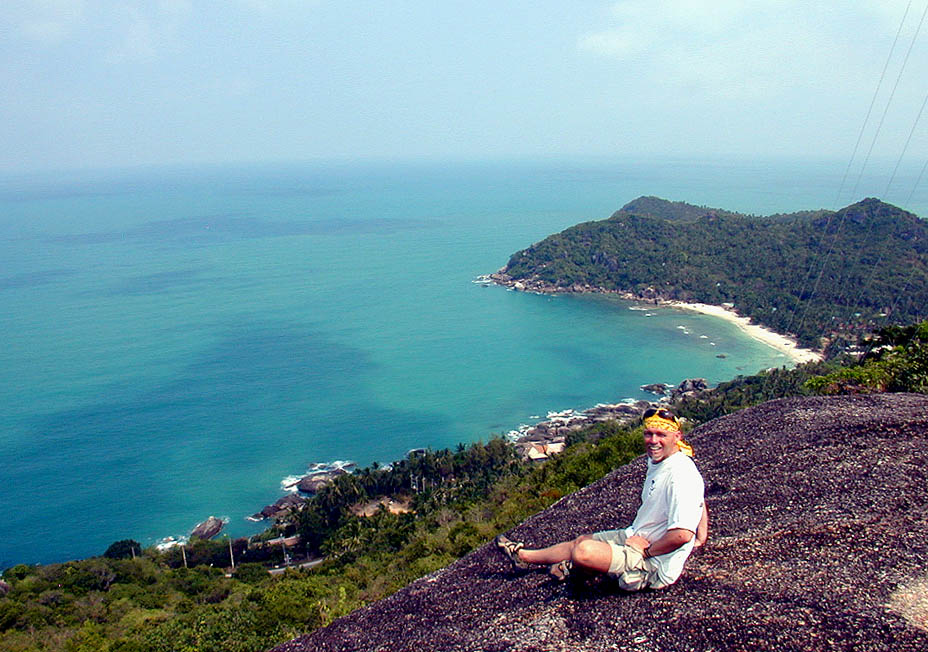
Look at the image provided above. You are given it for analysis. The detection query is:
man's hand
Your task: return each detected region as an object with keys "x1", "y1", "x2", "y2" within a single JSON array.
[
  {"x1": 628, "y1": 529, "x2": 694, "y2": 558},
  {"x1": 625, "y1": 534, "x2": 651, "y2": 553}
]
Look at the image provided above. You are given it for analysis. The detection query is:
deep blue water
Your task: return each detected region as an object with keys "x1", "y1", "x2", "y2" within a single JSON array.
[{"x1": 1, "y1": 158, "x2": 923, "y2": 566}]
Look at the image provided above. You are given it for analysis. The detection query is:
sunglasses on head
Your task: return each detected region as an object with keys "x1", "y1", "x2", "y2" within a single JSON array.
[{"x1": 642, "y1": 407, "x2": 678, "y2": 422}]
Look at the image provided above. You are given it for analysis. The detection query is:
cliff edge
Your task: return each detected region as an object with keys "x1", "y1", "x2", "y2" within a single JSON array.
[{"x1": 274, "y1": 393, "x2": 928, "y2": 651}]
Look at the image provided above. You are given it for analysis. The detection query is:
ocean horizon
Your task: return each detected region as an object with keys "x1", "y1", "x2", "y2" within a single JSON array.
[{"x1": 1, "y1": 157, "x2": 923, "y2": 567}]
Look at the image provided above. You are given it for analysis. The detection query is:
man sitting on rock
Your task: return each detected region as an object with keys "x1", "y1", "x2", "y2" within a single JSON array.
[{"x1": 496, "y1": 407, "x2": 708, "y2": 590}]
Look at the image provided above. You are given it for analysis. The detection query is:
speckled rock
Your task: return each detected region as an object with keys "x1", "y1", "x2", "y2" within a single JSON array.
[
  {"x1": 272, "y1": 394, "x2": 928, "y2": 652},
  {"x1": 190, "y1": 516, "x2": 224, "y2": 540}
]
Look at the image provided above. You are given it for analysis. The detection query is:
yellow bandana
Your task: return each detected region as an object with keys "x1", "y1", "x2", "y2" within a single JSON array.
[
  {"x1": 643, "y1": 414, "x2": 681, "y2": 433},
  {"x1": 677, "y1": 439, "x2": 694, "y2": 458},
  {"x1": 643, "y1": 414, "x2": 694, "y2": 457}
]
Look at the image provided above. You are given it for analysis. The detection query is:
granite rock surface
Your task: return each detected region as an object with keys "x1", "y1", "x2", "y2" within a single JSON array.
[
  {"x1": 273, "y1": 394, "x2": 928, "y2": 652},
  {"x1": 190, "y1": 516, "x2": 224, "y2": 540}
]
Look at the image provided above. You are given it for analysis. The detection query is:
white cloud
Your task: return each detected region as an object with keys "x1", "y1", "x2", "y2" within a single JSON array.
[
  {"x1": 160, "y1": 0, "x2": 192, "y2": 18},
  {"x1": 2, "y1": 1, "x2": 194, "y2": 59},
  {"x1": 578, "y1": 0, "x2": 919, "y2": 101},
  {"x1": 234, "y1": 0, "x2": 315, "y2": 13},
  {"x1": 236, "y1": 0, "x2": 276, "y2": 11},
  {"x1": 3, "y1": 0, "x2": 86, "y2": 44},
  {"x1": 105, "y1": 2, "x2": 192, "y2": 63},
  {"x1": 578, "y1": 31, "x2": 638, "y2": 59},
  {"x1": 570, "y1": 0, "x2": 928, "y2": 160},
  {"x1": 210, "y1": 75, "x2": 256, "y2": 99},
  {"x1": 118, "y1": 11, "x2": 157, "y2": 60}
]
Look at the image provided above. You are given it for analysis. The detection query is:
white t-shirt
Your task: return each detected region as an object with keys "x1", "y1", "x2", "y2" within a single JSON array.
[{"x1": 623, "y1": 450, "x2": 705, "y2": 586}]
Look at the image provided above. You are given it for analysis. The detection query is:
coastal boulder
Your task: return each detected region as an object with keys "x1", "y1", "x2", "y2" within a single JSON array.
[
  {"x1": 641, "y1": 383, "x2": 670, "y2": 395},
  {"x1": 512, "y1": 402, "x2": 650, "y2": 460},
  {"x1": 190, "y1": 516, "x2": 224, "y2": 540},
  {"x1": 583, "y1": 402, "x2": 647, "y2": 422},
  {"x1": 252, "y1": 493, "x2": 306, "y2": 521},
  {"x1": 670, "y1": 377, "x2": 708, "y2": 400},
  {"x1": 297, "y1": 469, "x2": 347, "y2": 494}
]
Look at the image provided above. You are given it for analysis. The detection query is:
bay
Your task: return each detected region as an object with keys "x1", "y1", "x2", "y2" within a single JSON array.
[{"x1": 0, "y1": 158, "x2": 922, "y2": 566}]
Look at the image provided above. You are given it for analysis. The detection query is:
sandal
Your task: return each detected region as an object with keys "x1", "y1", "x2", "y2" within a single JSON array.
[
  {"x1": 549, "y1": 560, "x2": 572, "y2": 582},
  {"x1": 495, "y1": 534, "x2": 530, "y2": 570}
]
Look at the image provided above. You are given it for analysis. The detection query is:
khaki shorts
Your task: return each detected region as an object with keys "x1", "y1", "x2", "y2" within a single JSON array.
[{"x1": 592, "y1": 529, "x2": 665, "y2": 591}]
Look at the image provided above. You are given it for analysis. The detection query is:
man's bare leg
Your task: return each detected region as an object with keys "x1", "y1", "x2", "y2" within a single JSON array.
[
  {"x1": 517, "y1": 539, "x2": 577, "y2": 565},
  {"x1": 518, "y1": 535, "x2": 613, "y2": 574}
]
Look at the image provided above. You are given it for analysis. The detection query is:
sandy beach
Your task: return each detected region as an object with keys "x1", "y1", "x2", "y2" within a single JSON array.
[
  {"x1": 667, "y1": 301, "x2": 824, "y2": 364},
  {"x1": 487, "y1": 272, "x2": 825, "y2": 365}
]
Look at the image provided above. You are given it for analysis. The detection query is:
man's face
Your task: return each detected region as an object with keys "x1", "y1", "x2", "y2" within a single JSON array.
[{"x1": 643, "y1": 427, "x2": 681, "y2": 463}]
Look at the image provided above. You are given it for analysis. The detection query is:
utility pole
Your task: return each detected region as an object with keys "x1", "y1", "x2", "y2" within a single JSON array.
[
  {"x1": 228, "y1": 538, "x2": 235, "y2": 570},
  {"x1": 181, "y1": 544, "x2": 188, "y2": 569}
]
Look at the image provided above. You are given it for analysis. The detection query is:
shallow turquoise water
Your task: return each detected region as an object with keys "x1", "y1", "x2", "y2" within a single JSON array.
[{"x1": 0, "y1": 159, "x2": 921, "y2": 566}]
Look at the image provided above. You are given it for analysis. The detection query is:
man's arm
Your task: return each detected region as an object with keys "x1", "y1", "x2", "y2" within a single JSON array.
[
  {"x1": 694, "y1": 503, "x2": 709, "y2": 548},
  {"x1": 625, "y1": 528, "x2": 693, "y2": 558}
]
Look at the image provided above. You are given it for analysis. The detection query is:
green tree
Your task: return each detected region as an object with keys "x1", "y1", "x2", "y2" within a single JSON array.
[
  {"x1": 103, "y1": 540, "x2": 141, "y2": 560},
  {"x1": 806, "y1": 321, "x2": 928, "y2": 394}
]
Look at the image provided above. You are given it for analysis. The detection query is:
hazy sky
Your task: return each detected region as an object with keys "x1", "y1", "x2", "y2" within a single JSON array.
[{"x1": 3, "y1": 1, "x2": 927, "y2": 172}]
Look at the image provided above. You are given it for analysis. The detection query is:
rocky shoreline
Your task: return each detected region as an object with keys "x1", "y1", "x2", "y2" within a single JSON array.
[
  {"x1": 508, "y1": 377, "x2": 707, "y2": 461},
  {"x1": 482, "y1": 270, "x2": 659, "y2": 302},
  {"x1": 242, "y1": 378, "x2": 708, "y2": 526}
]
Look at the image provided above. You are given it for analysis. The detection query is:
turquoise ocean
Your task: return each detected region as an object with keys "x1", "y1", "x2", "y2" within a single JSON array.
[{"x1": 1, "y1": 158, "x2": 923, "y2": 567}]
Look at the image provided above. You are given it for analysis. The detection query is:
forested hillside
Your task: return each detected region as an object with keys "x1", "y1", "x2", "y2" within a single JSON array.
[
  {"x1": 0, "y1": 429, "x2": 646, "y2": 652},
  {"x1": 501, "y1": 197, "x2": 928, "y2": 351}
]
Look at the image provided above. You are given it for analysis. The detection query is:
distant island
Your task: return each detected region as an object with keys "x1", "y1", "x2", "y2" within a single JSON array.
[{"x1": 489, "y1": 197, "x2": 928, "y2": 355}]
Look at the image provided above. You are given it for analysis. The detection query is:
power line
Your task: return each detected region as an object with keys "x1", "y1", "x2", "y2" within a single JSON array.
[
  {"x1": 829, "y1": 86, "x2": 928, "y2": 335},
  {"x1": 833, "y1": 0, "x2": 913, "y2": 209},
  {"x1": 829, "y1": 86, "x2": 928, "y2": 333},
  {"x1": 849, "y1": 0, "x2": 928, "y2": 201},
  {"x1": 756, "y1": 2, "x2": 925, "y2": 397},
  {"x1": 884, "y1": 89, "x2": 928, "y2": 198},
  {"x1": 771, "y1": 2, "x2": 919, "y2": 363},
  {"x1": 836, "y1": 2, "x2": 928, "y2": 344},
  {"x1": 905, "y1": 156, "x2": 928, "y2": 206},
  {"x1": 884, "y1": 255, "x2": 927, "y2": 323},
  {"x1": 803, "y1": 3, "x2": 927, "y2": 345}
]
